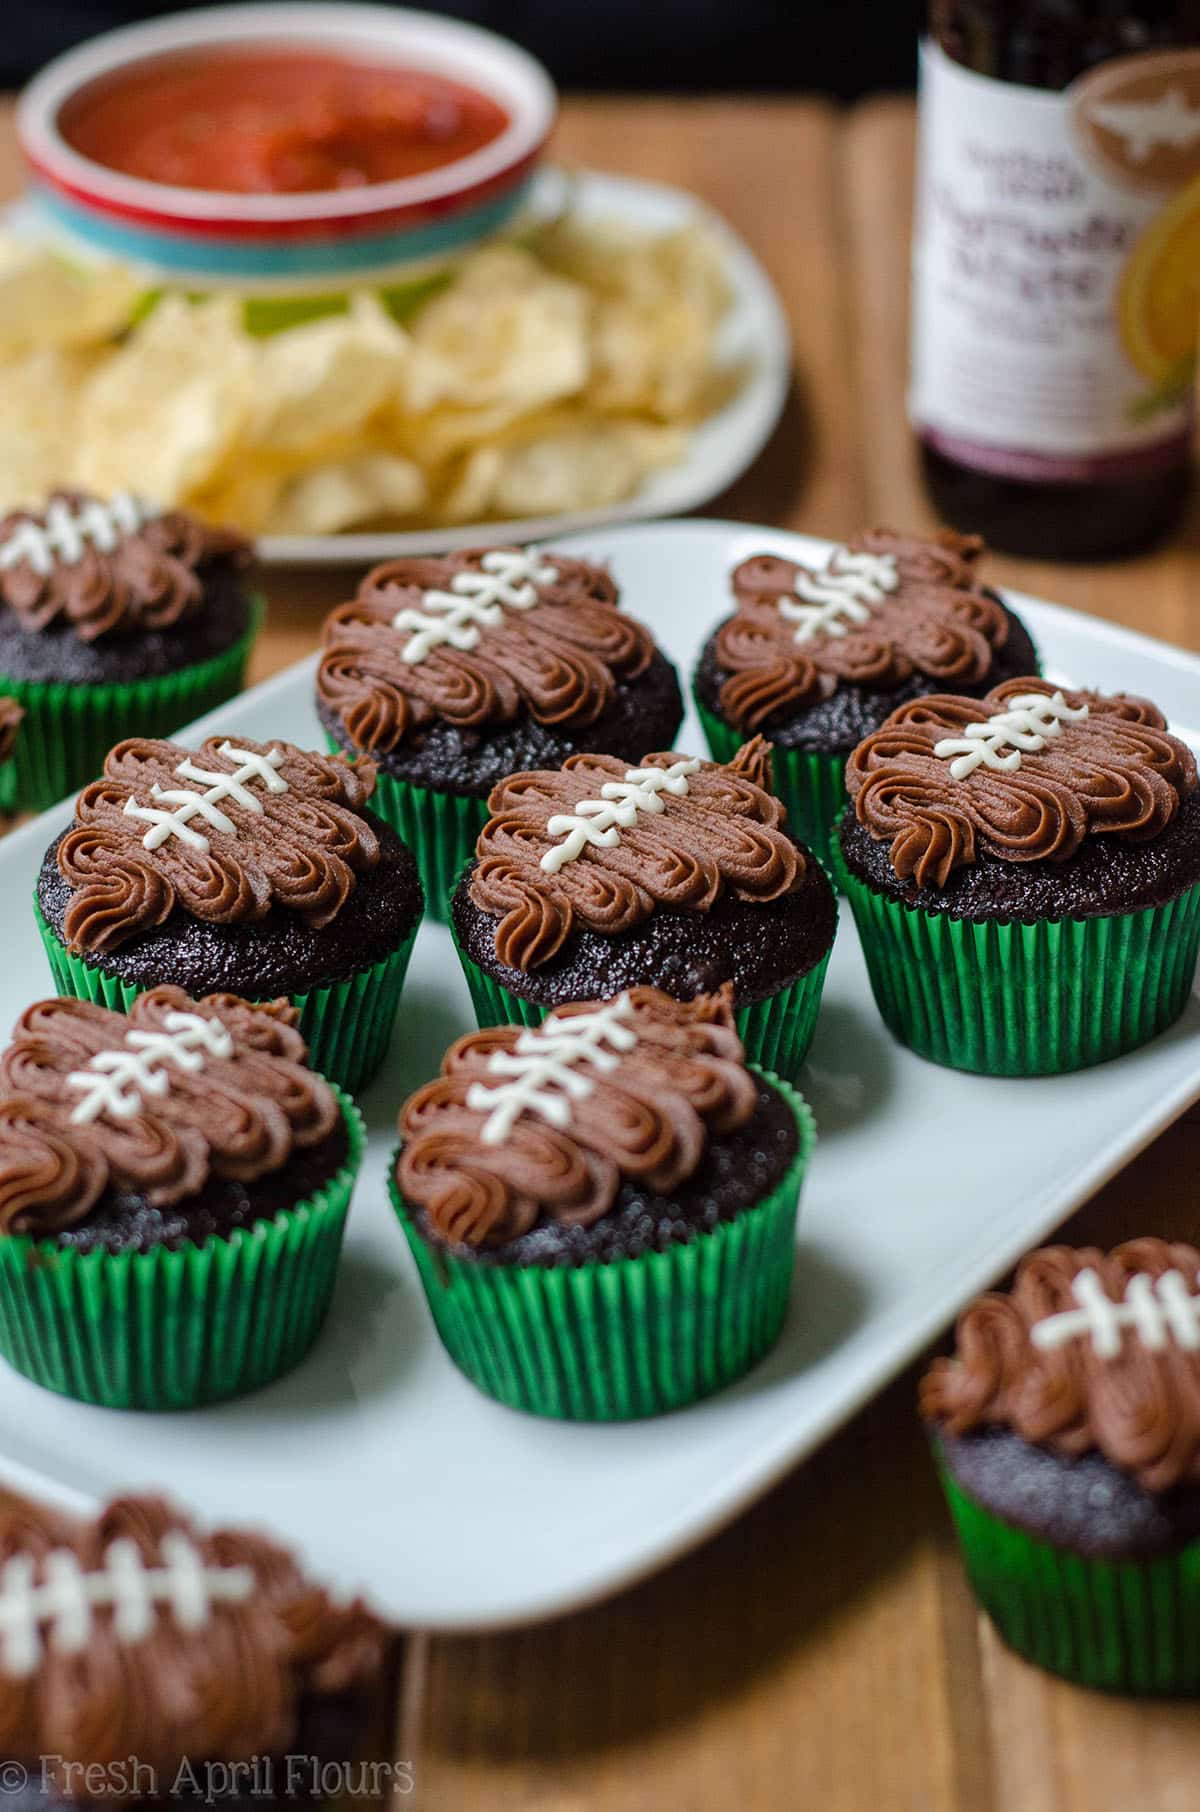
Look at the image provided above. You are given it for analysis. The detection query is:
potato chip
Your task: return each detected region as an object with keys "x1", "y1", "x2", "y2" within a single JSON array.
[
  {"x1": 406, "y1": 246, "x2": 590, "y2": 417},
  {"x1": 534, "y1": 217, "x2": 733, "y2": 420},
  {"x1": 434, "y1": 417, "x2": 683, "y2": 523},
  {"x1": 247, "y1": 296, "x2": 412, "y2": 455},
  {"x1": 0, "y1": 236, "x2": 141, "y2": 355},
  {"x1": 0, "y1": 207, "x2": 740, "y2": 536},
  {"x1": 258, "y1": 451, "x2": 428, "y2": 535},
  {"x1": 74, "y1": 296, "x2": 256, "y2": 502},
  {"x1": 0, "y1": 347, "x2": 98, "y2": 507}
]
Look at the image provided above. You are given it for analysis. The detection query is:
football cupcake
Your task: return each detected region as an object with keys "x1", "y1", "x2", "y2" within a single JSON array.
[
  {"x1": 693, "y1": 526, "x2": 1039, "y2": 872},
  {"x1": 0, "y1": 1491, "x2": 390, "y2": 1796},
  {"x1": 316, "y1": 544, "x2": 684, "y2": 916},
  {"x1": 392, "y1": 985, "x2": 814, "y2": 1418},
  {"x1": 34, "y1": 735, "x2": 422, "y2": 1094},
  {"x1": 0, "y1": 989, "x2": 363, "y2": 1408},
  {"x1": 925, "y1": 1240, "x2": 1200, "y2": 1694},
  {"x1": 835, "y1": 677, "x2": 1200, "y2": 1075},
  {"x1": 0, "y1": 490, "x2": 259, "y2": 810},
  {"x1": 449, "y1": 737, "x2": 836, "y2": 1083}
]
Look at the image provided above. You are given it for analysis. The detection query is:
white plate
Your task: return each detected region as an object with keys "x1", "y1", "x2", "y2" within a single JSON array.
[{"x1": 0, "y1": 518, "x2": 1197, "y2": 1633}]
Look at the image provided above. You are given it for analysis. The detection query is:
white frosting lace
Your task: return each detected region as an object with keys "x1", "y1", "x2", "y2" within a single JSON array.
[
  {"x1": 540, "y1": 759, "x2": 701, "y2": 874},
  {"x1": 933, "y1": 691, "x2": 1089, "y2": 780}
]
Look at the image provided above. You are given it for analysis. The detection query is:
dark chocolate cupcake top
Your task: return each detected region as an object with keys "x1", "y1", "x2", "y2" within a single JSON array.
[
  {"x1": 713, "y1": 526, "x2": 1010, "y2": 730},
  {"x1": 398, "y1": 985, "x2": 761, "y2": 1248},
  {"x1": 55, "y1": 736, "x2": 382, "y2": 957},
  {"x1": 317, "y1": 545, "x2": 658, "y2": 752},
  {"x1": 923, "y1": 1241, "x2": 1200, "y2": 1494},
  {"x1": 0, "y1": 1491, "x2": 384, "y2": 1779},
  {"x1": 0, "y1": 490, "x2": 250, "y2": 643},
  {"x1": 0, "y1": 989, "x2": 339, "y2": 1237},
  {"x1": 467, "y1": 737, "x2": 803, "y2": 971},
  {"x1": 845, "y1": 677, "x2": 1197, "y2": 888}
]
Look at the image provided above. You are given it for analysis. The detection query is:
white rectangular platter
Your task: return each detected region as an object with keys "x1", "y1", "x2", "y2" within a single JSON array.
[{"x1": 0, "y1": 518, "x2": 1196, "y2": 1633}]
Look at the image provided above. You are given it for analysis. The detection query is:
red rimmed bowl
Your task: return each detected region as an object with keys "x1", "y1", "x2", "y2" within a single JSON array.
[{"x1": 17, "y1": 2, "x2": 557, "y2": 288}]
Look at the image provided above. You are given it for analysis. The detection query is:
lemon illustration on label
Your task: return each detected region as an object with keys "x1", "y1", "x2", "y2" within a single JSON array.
[{"x1": 1118, "y1": 170, "x2": 1200, "y2": 397}]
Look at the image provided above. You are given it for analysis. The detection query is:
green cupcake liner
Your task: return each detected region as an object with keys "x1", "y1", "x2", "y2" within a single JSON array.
[
  {"x1": 1, "y1": 598, "x2": 263, "y2": 814},
  {"x1": 937, "y1": 1462, "x2": 1200, "y2": 1694},
  {"x1": 390, "y1": 1071, "x2": 814, "y2": 1420},
  {"x1": 450, "y1": 912, "x2": 832, "y2": 1086},
  {"x1": 831, "y1": 827, "x2": 1200, "y2": 1075},
  {"x1": 0, "y1": 1087, "x2": 364, "y2": 1411},
  {"x1": 0, "y1": 753, "x2": 18, "y2": 817},
  {"x1": 34, "y1": 899, "x2": 417, "y2": 1097},
  {"x1": 325, "y1": 747, "x2": 487, "y2": 923},
  {"x1": 694, "y1": 696, "x2": 846, "y2": 878}
]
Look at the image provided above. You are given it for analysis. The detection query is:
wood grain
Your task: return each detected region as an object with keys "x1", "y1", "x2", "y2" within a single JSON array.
[{"x1": 0, "y1": 90, "x2": 1198, "y2": 1811}]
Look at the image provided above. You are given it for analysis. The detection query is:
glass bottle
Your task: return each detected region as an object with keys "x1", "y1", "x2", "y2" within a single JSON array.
[{"x1": 911, "y1": 2, "x2": 1200, "y2": 558}]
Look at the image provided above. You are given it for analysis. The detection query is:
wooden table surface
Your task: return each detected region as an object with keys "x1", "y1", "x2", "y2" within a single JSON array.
[{"x1": 4, "y1": 93, "x2": 1200, "y2": 1812}]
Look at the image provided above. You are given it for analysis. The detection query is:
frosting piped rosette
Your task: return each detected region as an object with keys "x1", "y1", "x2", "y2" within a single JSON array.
[
  {"x1": 844, "y1": 677, "x2": 1198, "y2": 889},
  {"x1": 399, "y1": 986, "x2": 759, "y2": 1249},
  {"x1": 0, "y1": 490, "x2": 250, "y2": 643},
  {"x1": 925, "y1": 1240, "x2": 1200, "y2": 1494},
  {"x1": 924, "y1": 1241, "x2": 1200, "y2": 1693},
  {"x1": 0, "y1": 988, "x2": 339, "y2": 1234},
  {"x1": 691, "y1": 525, "x2": 1040, "y2": 874},
  {"x1": 0, "y1": 1491, "x2": 386, "y2": 1776},
  {"x1": 314, "y1": 544, "x2": 684, "y2": 923},
  {"x1": 0, "y1": 987, "x2": 364, "y2": 1408},
  {"x1": 0, "y1": 489, "x2": 260, "y2": 813},
  {"x1": 449, "y1": 737, "x2": 836, "y2": 1086},
  {"x1": 469, "y1": 737, "x2": 803, "y2": 970},
  {"x1": 833, "y1": 673, "x2": 1200, "y2": 1075},
  {"x1": 318, "y1": 546, "x2": 656, "y2": 751},
  {"x1": 35, "y1": 733, "x2": 424, "y2": 1097},
  {"x1": 714, "y1": 526, "x2": 1007, "y2": 728},
  {"x1": 389, "y1": 984, "x2": 816, "y2": 1419},
  {"x1": 55, "y1": 734, "x2": 382, "y2": 956}
]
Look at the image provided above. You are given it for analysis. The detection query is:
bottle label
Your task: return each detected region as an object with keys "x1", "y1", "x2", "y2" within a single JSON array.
[{"x1": 910, "y1": 40, "x2": 1200, "y2": 482}]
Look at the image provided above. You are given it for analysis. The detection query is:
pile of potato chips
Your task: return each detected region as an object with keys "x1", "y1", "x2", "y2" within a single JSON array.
[{"x1": 0, "y1": 212, "x2": 740, "y2": 536}]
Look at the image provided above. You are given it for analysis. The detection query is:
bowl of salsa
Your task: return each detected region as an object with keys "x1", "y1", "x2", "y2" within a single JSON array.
[{"x1": 17, "y1": 3, "x2": 557, "y2": 285}]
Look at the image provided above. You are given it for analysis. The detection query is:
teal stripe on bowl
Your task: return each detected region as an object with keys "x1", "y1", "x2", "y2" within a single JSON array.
[{"x1": 31, "y1": 176, "x2": 532, "y2": 280}]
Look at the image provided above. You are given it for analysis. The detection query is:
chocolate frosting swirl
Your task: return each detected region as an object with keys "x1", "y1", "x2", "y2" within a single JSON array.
[
  {"x1": 0, "y1": 491, "x2": 251, "y2": 642},
  {"x1": 0, "y1": 1492, "x2": 385, "y2": 1780},
  {"x1": 398, "y1": 985, "x2": 758, "y2": 1247},
  {"x1": 0, "y1": 988, "x2": 340, "y2": 1231},
  {"x1": 317, "y1": 547, "x2": 655, "y2": 752},
  {"x1": 468, "y1": 738, "x2": 803, "y2": 971},
  {"x1": 922, "y1": 1241, "x2": 1200, "y2": 1493},
  {"x1": 715, "y1": 526, "x2": 1007, "y2": 729},
  {"x1": 845, "y1": 677, "x2": 1197, "y2": 887},
  {"x1": 57, "y1": 736, "x2": 381, "y2": 955}
]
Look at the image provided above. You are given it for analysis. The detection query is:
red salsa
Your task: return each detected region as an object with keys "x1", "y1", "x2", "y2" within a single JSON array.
[{"x1": 59, "y1": 49, "x2": 511, "y2": 195}]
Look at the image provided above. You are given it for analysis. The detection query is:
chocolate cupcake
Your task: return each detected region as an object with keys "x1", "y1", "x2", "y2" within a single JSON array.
[
  {"x1": 449, "y1": 736, "x2": 836, "y2": 1083},
  {"x1": 925, "y1": 1240, "x2": 1200, "y2": 1694},
  {"x1": 391, "y1": 985, "x2": 814, "y2": 1418},
  {"x1": 0, "y1": 490, "x2": 260, "y2": 810},
  {"x1": 316, "y1": 545, "x2": 684, "y2": 917},
  {"x1": 834, "y1": 677, "x2": 1200, "y2": 1074},
  {"x1": 692, "y1": 527, "x2": 1039, "y2": 872},
  {"x1": 0, "y1": 988, "x2": 363, "y2": 1408},
  {"x1": 35, "y1": 735, "x2": 423, "y2": 1094},
  {"x1": 0, "y1": 1491, "x2": 391, "y2": 1802}
]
